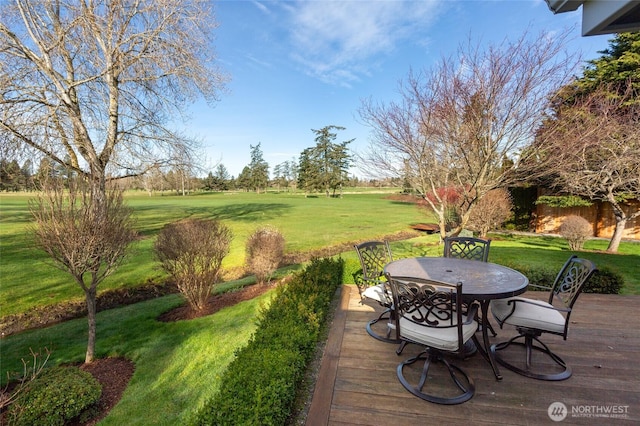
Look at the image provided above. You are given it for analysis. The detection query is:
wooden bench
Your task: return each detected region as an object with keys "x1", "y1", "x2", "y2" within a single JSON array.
[{"x1": 410, "y1": 223, "x2": 440, "y2": 234}]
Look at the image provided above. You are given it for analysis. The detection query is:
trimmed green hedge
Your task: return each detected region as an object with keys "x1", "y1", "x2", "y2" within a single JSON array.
[
  {"x1": 6, "y1": 366, "x2": 101, "y2": 426},
  {"x1": 504, "y1": 263, "x2": 623, "y2": 295},
  {"x1": 190, "y1": 257, "x2": 344, "y2": 426}
]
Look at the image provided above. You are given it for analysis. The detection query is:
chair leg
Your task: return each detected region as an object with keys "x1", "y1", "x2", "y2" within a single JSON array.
[
  {"x1": 397, "y1": 350, "x2": 475, "y2": 405},
  {"x1": 491, "y1": 333, "x2": 572, "y2": 381},
  {"x1": 366, "y1": 308, "x2": 401, "y2": 343}
]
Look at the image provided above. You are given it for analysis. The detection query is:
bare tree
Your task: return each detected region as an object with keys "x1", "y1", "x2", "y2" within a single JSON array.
[
  {"x1": 31, "y1": 179, "x2": 137, "y2": 363},
  {"x1": 1, "y1": 0, "x2": 226, "y2": 363},
  {"x1": 358, "y1": 31, "x2": 578, "y2": 236},
  {"x1": 466, "y1": 188, "x2": 513, "y2": 238},
  {"x1": 530, "y1": 87, "x2": 640, "y2": 252},
  {"x1": 0, "y1": 0, "x2": 227, "y2": 194}
]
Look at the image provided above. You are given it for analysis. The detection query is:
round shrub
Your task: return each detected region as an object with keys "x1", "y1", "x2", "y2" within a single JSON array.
[
  {"x1": 559, "y1": 215, "x2": 592, "y2": 251},
  {"x1": 7, "y1": 366, "x2": 102, "y2": 426},
  {"x1": 155, "y1": 218, "x2": 232, "y2": 311},
  {"x1": 246, "y1": 226, "x2": 285, "y2": 285}
]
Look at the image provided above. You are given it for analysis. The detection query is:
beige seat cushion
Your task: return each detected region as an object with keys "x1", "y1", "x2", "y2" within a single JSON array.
[
  {"x1": 491, "y1": 298, "x2": 566, "y2": 334},
  {"x1": 399, "y1": 315, "x2": 477, "y2": 352},
  {"x1": 362, "y1": 283, "x2": 390, "y2": 304}
]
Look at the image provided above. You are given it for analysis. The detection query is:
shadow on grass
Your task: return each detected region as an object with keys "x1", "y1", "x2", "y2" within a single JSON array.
[{"x1": 135, "y1": 202, "x2": 291, "y2": 235}]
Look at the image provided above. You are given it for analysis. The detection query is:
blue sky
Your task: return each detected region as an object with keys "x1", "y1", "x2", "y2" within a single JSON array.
[{"x1": 188, "y1": 0, "x2": 612, "y2": 178}]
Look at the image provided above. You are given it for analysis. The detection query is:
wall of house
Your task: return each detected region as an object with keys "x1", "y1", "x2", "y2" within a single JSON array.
[{"x1": 535, "y1": 200, "x2": 640, "y2": 240}]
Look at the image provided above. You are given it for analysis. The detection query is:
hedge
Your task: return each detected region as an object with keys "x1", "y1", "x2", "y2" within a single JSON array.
[
  {"x1": 190, "y1": 256, "x2": 344, "y2": 425},
  {"x1": 503, "y1": 263, "x2": 623, "y2": 294}
]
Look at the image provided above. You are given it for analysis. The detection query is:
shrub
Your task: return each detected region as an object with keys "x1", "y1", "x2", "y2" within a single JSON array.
[
  {"x1": 583, "y1": 267, "x2": 624, "y2": 294},
  {"x1": 467, "y1": 188, "x2": 513, "y2": 238},
  {"x1": 6, "y1": 366, "x2": 101, "y2": 426},
  {"x1": 155, "y1": 218, "x2": 232, "y2": 311},
  {"x1": 246, "y1": 226, "x2": 285, "y2": 285},
  {"x1": 502, "y1": 263, "x2": 557, "y2": 291},
  {"x1": 190, "y1": 257, "x2": 344, "y2": 426},
  {"x1": 559, "y1": 215, "x2": 592, "y2": 251},
  {"x1": 504, "y1": 263, "x2": 622, "y2": 295}
]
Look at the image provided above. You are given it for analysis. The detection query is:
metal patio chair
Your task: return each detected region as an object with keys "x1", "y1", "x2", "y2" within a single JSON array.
[
  {"x1": 353, "y1": 240, "x2": 399, "y2": 343},
  {"x1": 387, "y1": 273, "x2": 478, "y2": 404},
  {"x1": 444, "y1": 236, "x2": 495, "y2": 338},
  {"x1": 443, "y1": 236, "x2": 491, "y2": 262},
  {"x1": 490, "y1": 255, "x2": 597, "y2": 381}
]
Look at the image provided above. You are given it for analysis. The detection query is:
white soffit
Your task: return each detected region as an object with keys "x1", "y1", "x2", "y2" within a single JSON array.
[
  {"x1": 582, "y1": 1, "x2": 640, "y2": 35},
  {"x1": 545, "y1": 0, "x2": 640, "y2": 36}
]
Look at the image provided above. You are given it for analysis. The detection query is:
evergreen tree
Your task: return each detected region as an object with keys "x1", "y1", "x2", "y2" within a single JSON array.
[
  {"x1": 577, "y1": 32, "x2": 640, "y2": 103},
  {"x1": 311, "y1": 126, "x2": 353, "y2": 197},
  {"x1": 248, "y1": 143, "x2": 269, "y2": 193},
  {"x1": 530, "y1": 32, "x2": 640, "y2": 253}
]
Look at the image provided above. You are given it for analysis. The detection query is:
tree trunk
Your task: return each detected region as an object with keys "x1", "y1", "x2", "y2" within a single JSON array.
[
  {"x1": 606, "y1": 199, "x2": 627, "y2": 253},
  {"x1": 85, "y1": 174, "x2": 105, "y2": 364},
  {"x1": 85, "y1": 286, "x2": 97, "y2": 363},
  {"x1": 607, "y1": 216, "x2": 626, "y2": 253}
]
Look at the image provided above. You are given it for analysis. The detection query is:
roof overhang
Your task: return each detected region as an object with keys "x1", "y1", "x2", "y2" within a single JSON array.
[{"x1": 545, "y1": 0, "x2": 640, "y2": 36}]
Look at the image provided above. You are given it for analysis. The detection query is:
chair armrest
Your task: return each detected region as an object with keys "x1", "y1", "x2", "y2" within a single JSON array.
[{"x1": 527, "y1": 284, "x2": 552, "y2": 291}]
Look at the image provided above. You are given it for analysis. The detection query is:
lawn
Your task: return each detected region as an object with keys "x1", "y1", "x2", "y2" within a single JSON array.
[
  {"x1": 0, "y1": 290, "x2": 275, "y2": 425},
  {"x1": 0, "y1": 189, "x2": 425, "y2": 318},
  {"x1": 1, "y1": 189, "x2": 638, "y2": 424}
]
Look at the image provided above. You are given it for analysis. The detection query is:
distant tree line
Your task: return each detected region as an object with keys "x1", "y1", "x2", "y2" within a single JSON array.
[{"x1": 1, "y1": 126, "x2": 391, "y2": 194}]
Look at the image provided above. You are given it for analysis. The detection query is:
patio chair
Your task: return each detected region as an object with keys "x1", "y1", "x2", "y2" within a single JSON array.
[
  {"x1": 443, "y1": 236, "x2": 495, "y2": 337},
  {"x1": 386, "y1": 273, "x2": 478, "y2": 404},
  {"x1": 490, "y1": 255, "x2": 597, "y2": 381},
  {"x1": 353, "y1": 240, "x2": 399, "y2": 343},
  {"x1": 443, "y1": 236, "x2": 491, "y2": 262}
]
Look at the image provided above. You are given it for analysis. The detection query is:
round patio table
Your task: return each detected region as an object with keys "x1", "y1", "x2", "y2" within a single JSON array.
[{"x1": 384, "y1": 256, "x2": 529, "y2": 380}]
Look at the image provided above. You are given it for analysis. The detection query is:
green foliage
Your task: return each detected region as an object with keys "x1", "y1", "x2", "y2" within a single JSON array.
[
  {"x1": 7, "y1": 366, "x2": 101, "y2": 426},
  {"x1": 297, "y1": 126, "x2": 353, "y2": 196},
  {"x1": 583, "y1": 267, "x2": 624, "y2": 294},
  {"x1": 190, "y1": 257, "x2": 344, "y2": 426},
  {"x1": 535, "y1": 195, "x2": 593, "y2": 208},
  {"x1": 341, "y1": 257, "x2": 361, "y2": 285},
  {"x1": 500, "y1": 263, "x2": 558, "y2": 291},
  {"x1": 501, "y1": 260, "x2": 623, "y2": 295},
  {"x1": 579, "y1": 32, "x2": 640, "y2": 103}
]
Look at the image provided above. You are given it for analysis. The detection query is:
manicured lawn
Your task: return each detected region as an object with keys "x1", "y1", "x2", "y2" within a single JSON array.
[
  {"x1": 1, "y1": 222, "x2": 638, "y2": 423},
  {"x1": 1, "y1": 290, "x2": 274, "y2": 425},
  {"x1": 0, "y1": 190, "x2": 426, "y2": 318}
]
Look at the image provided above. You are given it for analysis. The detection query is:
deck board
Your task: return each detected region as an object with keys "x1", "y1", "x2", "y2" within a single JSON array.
[{"x1": 307, "y1": 286, "x2": 640, "y2": 425}]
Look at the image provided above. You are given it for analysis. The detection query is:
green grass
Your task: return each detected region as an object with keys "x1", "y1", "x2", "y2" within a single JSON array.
[
  {"x1": 0, "y1": 289, "x2": 274, "y2": 425},
  {"x1": 377, "y1": 232, "x2": 640, "y2": 294},
  {"x1": 0, "y1": 190, "x2": 425, "y2": 318},
  {"x1": 1, "y1": 193, "x2": 638, "y2": 424}
]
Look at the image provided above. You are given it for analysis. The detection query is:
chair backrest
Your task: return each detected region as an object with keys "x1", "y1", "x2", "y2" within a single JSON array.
[
  {"x1": 443, "y1": 237, "x2": 491, "y2": 262},
  {"x1": 354, "y1": 240, "x2": 393, "y2": 282},
  {"x1": 549, "y1": 255, "x2": 598, "y2": 311},
  {"x1": 385, "y1": 274, "x2": 465, "y2": 352}
]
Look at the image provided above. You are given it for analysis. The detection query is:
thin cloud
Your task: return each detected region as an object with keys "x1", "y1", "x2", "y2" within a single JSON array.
[
  {"x1": 286, "y1": 0, "x2": 443, "y2": 86},
  {"x1": 251, "y1": 0, "x2": 271, "y2": 15}
]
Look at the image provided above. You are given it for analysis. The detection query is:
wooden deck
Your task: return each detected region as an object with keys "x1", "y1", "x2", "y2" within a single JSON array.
[{"x1": 307, "y1": 285, "x2": 640, "y2": 425}]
